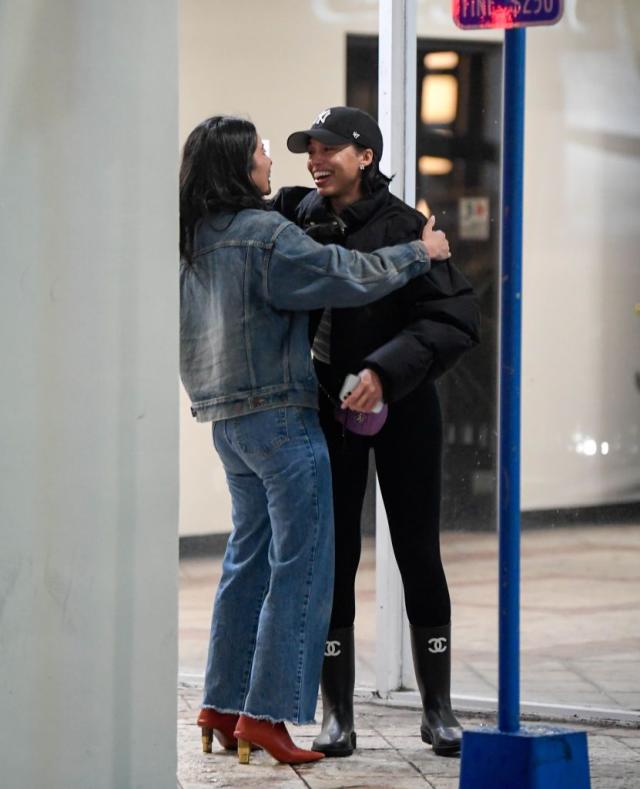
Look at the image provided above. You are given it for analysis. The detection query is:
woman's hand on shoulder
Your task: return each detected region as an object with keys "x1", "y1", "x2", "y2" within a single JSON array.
[{"x1": 420, "y1": 214, "x2": 450, "y2": 260}]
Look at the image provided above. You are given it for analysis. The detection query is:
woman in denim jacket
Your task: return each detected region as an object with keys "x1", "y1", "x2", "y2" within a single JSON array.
[{"x1": 179, "y1": 116, "x2": 451, "y2": 765}]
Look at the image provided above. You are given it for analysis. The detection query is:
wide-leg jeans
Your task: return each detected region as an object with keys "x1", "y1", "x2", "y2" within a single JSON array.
[{"x1": 202, "y1": 406, "x2": 334, "y2": 724}]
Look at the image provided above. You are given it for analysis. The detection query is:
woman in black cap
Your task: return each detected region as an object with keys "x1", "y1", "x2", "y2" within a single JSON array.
[{"x1": 272, "y1": 106, "x2": 480, "y2": 757}]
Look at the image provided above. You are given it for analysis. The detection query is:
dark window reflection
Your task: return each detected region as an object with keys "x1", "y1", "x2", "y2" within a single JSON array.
[{"x1": 347, "y1": 35, "x2": 502, "y2": 531}]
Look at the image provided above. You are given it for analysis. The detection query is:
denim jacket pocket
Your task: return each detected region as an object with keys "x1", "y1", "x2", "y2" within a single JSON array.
[{"x1": 232, "y1": 408, "x2": 290, "y2": 457}]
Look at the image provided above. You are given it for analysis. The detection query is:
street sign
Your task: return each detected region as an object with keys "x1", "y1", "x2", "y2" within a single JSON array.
[{"x1": 453, "y1": 0, "x2": 563, "y2": 29}]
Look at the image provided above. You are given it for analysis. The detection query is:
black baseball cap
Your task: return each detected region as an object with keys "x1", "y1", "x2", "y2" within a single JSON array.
[{"x1": 287, "y1": 106, "x2": 383, "y2": 160}]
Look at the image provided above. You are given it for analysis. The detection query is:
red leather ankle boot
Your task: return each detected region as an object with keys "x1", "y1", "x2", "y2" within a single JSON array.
[
  {"x1": 234, "y1": 714, "x2": 325, "y2": 764},
  {"x1": 197, "y1": 708, "x2": 239, "y2": 752}
]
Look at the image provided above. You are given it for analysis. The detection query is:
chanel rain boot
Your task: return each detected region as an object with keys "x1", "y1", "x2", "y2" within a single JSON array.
[
  {"x1": 312, "y1": 626, "x2": 357, "y2": 757},
  {"x1": 410, "y1": 623, "x2": 462, "y2": 756}
]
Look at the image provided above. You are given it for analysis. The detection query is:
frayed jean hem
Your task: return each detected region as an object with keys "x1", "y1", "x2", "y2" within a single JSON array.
[
  {"x1": 243, "y1": 709, "x2": 317, "y2": 725},
  {"x1": 201, "y1": 704, "x2": 316, "y2": 726},
  {"x1": 201, "y1": 704, "x2": 242, "y2": 716}
]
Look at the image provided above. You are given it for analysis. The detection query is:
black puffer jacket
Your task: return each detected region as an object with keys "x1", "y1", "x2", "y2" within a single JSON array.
[{"x1": 272, "y1": 185, "x2": 480, "y2": 404}]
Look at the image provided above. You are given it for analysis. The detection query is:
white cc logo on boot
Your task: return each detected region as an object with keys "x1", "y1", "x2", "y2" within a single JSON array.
[
  {"x1": 428, "y1": 637, "x2": 448, "y2": 654},
  {"x1": 325, "y1": 640, "x2": 342, "y2": 657}
]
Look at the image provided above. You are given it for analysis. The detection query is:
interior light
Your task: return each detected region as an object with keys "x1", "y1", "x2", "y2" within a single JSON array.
[
  {"x1": 418, "y1": 156, "x2": 453, "y2": 176},
  {"x1": 601, "y1": 442, "x2": 610, "y2": 455},
  {"x1": 424, "y1": 51, "x2": 460, "y2": 70},
  {"x1": 421, "y1": 74, "x2": 458, "y2": 124}
]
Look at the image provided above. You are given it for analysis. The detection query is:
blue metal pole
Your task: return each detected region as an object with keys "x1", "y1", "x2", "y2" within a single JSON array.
[{"x1": 498, "y1": 26, "x2": 526, "y2": 734}]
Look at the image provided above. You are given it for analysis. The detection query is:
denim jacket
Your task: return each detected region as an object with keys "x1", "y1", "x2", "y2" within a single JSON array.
[{"x1": 180, "y1": 208, "x2": 430, "y2": 422}]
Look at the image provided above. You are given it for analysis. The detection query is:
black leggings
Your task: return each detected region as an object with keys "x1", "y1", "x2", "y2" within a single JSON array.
[{"x1": 318, "y1": 369, "x2": 451, "y2": 629}]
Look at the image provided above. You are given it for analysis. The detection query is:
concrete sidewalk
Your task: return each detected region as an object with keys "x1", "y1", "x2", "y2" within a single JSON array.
[
  {"x1": 179, "y1": 524, "x2": 640, "y2": 786},
  {"x1": 177, "y1": 684, "x2": 640, "y2": 788}
]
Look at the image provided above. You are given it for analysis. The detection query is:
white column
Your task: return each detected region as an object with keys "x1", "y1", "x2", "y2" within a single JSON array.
[
  {"x1": 0, "y1": 2, "x2": 179, "y2": 788},
  {"x1": 378, "y1": 0, "x2": 417, "y2": 207},
  {"x1": 376, "y1": 0, "x2": 417, "y2": 696}
]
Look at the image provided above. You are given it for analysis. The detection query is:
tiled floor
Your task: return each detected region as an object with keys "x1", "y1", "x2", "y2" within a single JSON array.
[
  {"x1": 180, "y1": 524, "x2": 640, "y2": 715},
  {"x1": 177, "y1": 685, "x2": 640, "y2": 789}
]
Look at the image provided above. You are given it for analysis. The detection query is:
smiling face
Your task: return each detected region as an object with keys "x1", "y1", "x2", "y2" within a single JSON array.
[
  {"x1": 250, "y1": 135, "x2": 272, "y2": 195},
  {"x1": 306, "y1": 138, "x2": 373, "y2": 213}
]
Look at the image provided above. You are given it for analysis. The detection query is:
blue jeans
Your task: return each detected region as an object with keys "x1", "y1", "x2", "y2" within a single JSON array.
[{"x1": 202, "y1": 406, "x2": 334, "y2": 724}]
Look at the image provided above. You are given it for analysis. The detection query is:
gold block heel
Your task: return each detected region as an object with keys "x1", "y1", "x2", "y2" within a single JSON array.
[
  {"x1": 201, "y1": 727, "x2": 213, "y2": 753},
  {"x1": 237, "y1": 737, "x2": 251, "y2": 764}
]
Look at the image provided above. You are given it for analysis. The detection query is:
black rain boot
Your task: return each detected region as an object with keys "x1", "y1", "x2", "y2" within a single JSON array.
[
  {"x1": 312, "y1": 626, "x2": 357, "y2": 757},
  {"x1": 410, "y1": 623, "x2": 463, "y2": 756}
]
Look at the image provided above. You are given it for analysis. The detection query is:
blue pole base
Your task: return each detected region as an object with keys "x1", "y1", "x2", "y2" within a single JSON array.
[{"x1": 459, "y1": 726, "x2": 591, "y2": 789}]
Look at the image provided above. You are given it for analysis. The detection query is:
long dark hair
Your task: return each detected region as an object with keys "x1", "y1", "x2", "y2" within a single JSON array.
[{"x1": 179, "y1": 115, "x2": 266, "y2": 264}]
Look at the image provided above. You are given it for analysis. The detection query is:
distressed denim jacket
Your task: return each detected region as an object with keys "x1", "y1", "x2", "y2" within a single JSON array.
[{"x1": 180, "y1": 208, "x2": 430, "y2": 422}]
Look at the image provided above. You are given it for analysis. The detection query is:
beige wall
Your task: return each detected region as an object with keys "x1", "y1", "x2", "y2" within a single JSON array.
[{"x1": 179, "y1": 0, "x2": 640, "y2": 535}]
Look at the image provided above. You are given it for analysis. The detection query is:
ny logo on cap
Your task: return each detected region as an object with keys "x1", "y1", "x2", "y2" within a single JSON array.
[{"x1": 315, "y1": 109, "x2": 331, "y2": 125}]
